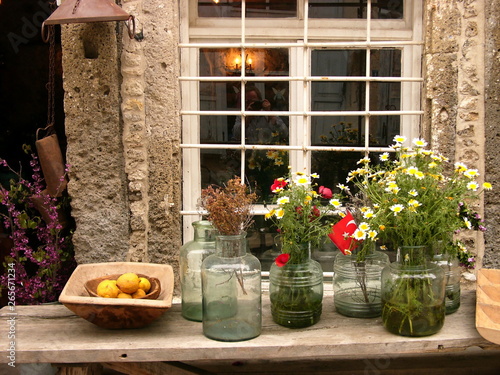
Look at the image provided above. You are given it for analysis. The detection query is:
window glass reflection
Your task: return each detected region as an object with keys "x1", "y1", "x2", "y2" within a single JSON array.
[
  {"x1": 308, "y1": 0, "x2": 403, "y2": 19},
  {"x1": 198, "y1": 0, "x2": 297, "y2": 18},
  {"x1": 199, "y1": 48, "x2": 290, "y2": 202},
  {"x1": 310, "y1": 49, "x2": 401, "y2": 147}
]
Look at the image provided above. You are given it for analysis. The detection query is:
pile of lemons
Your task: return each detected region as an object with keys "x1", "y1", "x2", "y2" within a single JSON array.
[{"x1": 96, "y1": 272, "x2": 151, "y2": 299}]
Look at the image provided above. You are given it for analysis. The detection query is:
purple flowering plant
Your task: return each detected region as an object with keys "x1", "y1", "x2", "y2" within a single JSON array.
[{"x1": 0, "y1": 146, "x2": 75, "y2": 304}]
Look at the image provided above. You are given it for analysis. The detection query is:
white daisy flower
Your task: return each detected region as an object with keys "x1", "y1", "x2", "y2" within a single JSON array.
[
  {"x1": 353, "y1": 229, "x2": 367, "y2": 241},
  {"x1": 390, "y1": 204, "x2": 405, "y2": 215},
  {"x1": 329, "y1": 198, "x2": 342, "y2": 208},
  {"x1": 393, "y1": 135, "x2": 407, "y2": 144},
  {"x1": 464, "y1": 169, "x2": 479, "y2": 179},
  {"x1": 379, "y1": 152, "x2": 390, "y2": 162},
  {"x1": 277, "y1": 196, "x2": 290, "y2": 205},
  {"x1": 467, "y1": 181, "x2": 479, "y2": 191},
  {"x1": 412, "y1": 138, "x2": 428, "y2": 148},
  {"x1": 359, "y1": 222, "x2": 370, "y2": 231}
]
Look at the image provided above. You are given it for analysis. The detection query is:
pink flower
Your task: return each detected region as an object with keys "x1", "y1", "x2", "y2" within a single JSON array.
[
  {"x1": 275, "y1": 253, "x2": 290, "y2": 267},
  {"x1": 319, "y1": 186, "x2": 333, "y2": 199}
]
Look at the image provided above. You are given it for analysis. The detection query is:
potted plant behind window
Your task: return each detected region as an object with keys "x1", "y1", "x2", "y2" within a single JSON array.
[
  {"x1": 265, "y1": 170, "x2": 344, "y2": 328},
  {"x1": 198, "y1": 177, "x2": 261, "y2": 341},
  {"x1": 347, "y1": 135, "x2": 492, "y2": 336},
  {"x1": 0, "y1": 147, "x2": 75, "y2": 305}
]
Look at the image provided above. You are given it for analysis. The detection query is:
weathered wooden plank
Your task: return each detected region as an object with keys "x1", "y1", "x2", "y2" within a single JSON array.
[
  {"x1": 102, "y1": 361, "x2": 213, "y2": 375},
  {"x1": 0, "y1": 291, "x2": 498, "y2": 366},
  {"x1": 184, "y1": 349, "x2": 500, "y2": 375},
  {"x1": 56, "y1": 363, "x2": 104, "y2": 375}
]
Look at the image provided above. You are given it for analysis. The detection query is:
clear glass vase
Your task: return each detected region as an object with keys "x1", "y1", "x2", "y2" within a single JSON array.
[
  {"x1": 269, "y1": 243, "x2": 323, "y2": 328},
  {"x1": 201, "y1": 233, "x2": 262, "y2": 341},
  {"x1": 333, "y1": 247, "x2": 389, "y2": 318},
  {"x1": 180, "y1": 220, "x2": 216, "y2": 321},
  {"x1": 381, "y1": 246, "x2": 446, "y2": 337},
  {"x1": 432, "y1": 253, "x2": 461, "y2": 314}
]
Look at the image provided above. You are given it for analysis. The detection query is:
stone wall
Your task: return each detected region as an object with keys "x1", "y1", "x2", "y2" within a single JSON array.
[
  {"x1": 61, "y1": 0, "x2": 182, "y2": 291},
  {"x1": 422, "y1": 0, "x2": 499, "y2": 269},
  {"x1": 60, "y1": 1, "x2": 499, "y2": 287},
  {"x1": 484, "y1": 0, "x2": 500, "y2": 268},
  {"x1": 62, "y1": 22, "x2": 130, "y2": 264}
]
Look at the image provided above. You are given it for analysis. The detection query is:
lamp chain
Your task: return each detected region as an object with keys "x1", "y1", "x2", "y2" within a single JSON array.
[{"x1": 46, "y1": 24, "x2": 56, "y2": 127}]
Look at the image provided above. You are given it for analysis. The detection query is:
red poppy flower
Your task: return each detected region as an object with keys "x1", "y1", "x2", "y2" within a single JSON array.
[
  {"x1": 311, "y1": 205, "x2": 321, "y2": 218},
  {"x1": 319, "y1": 186, "x2": 333, "y2": 199},
  {"x1": 271, "y1": 179, "x2": 288, "y2": 192},
  {"x1": 275, "y1": 253, "x2": 290, "y2": 267}
]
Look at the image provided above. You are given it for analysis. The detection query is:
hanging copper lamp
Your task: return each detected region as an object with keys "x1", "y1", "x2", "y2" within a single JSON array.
[{"x1": 41, "y1": 0, "x2": 135, "y2": 42}]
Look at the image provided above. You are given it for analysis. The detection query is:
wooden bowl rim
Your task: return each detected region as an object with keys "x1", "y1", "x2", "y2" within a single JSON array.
[{"x1": 59, "y1": 262, "x2": 174, "y2": 309}]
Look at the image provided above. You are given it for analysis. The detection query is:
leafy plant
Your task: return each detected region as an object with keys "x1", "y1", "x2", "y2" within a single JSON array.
[
  {"x1": 346, "y1": 135, "x2": 492, "y2": 251},
  {"x1": 0, "y1": 147, "x2": 75, "y2": 305},
  {"x1": 265, "y1": 170, "x2": 344, "y2": 264}
]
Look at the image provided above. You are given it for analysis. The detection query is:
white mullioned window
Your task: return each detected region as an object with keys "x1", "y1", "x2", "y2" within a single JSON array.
[{"x1": 180, "y1": 0, "x2": 423, "y2": 268}]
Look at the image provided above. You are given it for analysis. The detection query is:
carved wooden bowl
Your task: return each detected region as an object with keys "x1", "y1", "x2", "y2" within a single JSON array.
[{"x1": 59, "y1": 262, "x2": 174, "y2": 329}]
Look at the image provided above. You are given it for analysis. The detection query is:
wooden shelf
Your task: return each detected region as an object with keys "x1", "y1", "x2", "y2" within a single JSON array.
[{"x1": 1, "y1": 290, "x2": 499, "y2": 374}]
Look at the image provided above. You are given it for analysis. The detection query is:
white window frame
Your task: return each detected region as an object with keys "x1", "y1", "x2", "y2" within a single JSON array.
[{"x1": 179, "y1": 0, "x2": 424, "y2": 242}]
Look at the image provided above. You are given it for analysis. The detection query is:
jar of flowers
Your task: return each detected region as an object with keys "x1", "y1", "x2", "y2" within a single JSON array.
[
  {"x1": 347, "y1": 135, "x2": 492, "y2": 336},
  {"x1": 265, "y1": 170, "x2": 344, "y2": 328},
  {"x1": 198, "y1": 177, "x2": 262, "y2": 341}
]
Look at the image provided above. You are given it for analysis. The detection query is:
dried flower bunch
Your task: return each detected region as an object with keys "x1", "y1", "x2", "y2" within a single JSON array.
[{"x1": 199, "y1": 177, "x2": 257, "y2": 235}]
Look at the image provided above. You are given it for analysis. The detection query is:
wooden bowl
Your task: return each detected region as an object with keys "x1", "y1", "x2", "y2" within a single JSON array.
[
  {"x1": 84, "y1": 273, "x2": 161, "y2": 299},
  {"x1": 59, "y1": 262, "x2": 174, "y2": 329},
  {"x1": 476, "y1": 268, "x2": 500, "y2": 345}
]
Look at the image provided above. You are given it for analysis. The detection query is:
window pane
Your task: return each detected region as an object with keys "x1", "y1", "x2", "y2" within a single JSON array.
[
  {"x1": 246, "y1": 149, "x2": 289, "y2": 202},
  {"x1": 312, "y1": 151, "x2": 363, "y2": 191},
  {"x1": 311, "y1": 49, "x2": 402, "y2": 77},
  {"x1": 199, "y1": 47, "x2": 290, "y2": 202},
  {"x1": 312, "y1": 116, "x2": 364, "y2": 146},
  {"x1": 198, "y1": 0, "x2": 297, "y2": 18},
  {"x1": 308, "y1": 0, "x2": 403, "y2": 19},
  {"x1": 201, "y1": 149, "x2": 240, "y2": 188}
]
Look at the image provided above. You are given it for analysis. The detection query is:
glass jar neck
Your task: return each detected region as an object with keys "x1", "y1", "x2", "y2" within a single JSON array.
[
  {"x1": 192, "y1": 220, "x2": 216, "y2": 241},
  {"x1": 215, "y1": 233, "x2": 247, "y2": 257},
  {"x1": 396, "y1": 245, "x2": 430, "y2": 266},
  {"x1": 283, "y1": 241, "x2": 311, "y2": 264}
]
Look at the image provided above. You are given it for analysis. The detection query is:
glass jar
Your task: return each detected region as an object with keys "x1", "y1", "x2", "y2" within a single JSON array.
[
  {"x1": 201, "y1": 233, "x2": 261, "y2": 341},
  {"x1": 333, "y1": 247, "x2": 389, "y2": 318},
  {"x1": 381, "y1": 246, "x2": 446, "y2": 337},
  {"x1": 269, "y1": 243, "x2": 323, "y2": 328},
  {"x1": 432, "y1": 253, "x2": 461, "y2": 314},
  {"x1": 180, "y1": 220, "x2": 216, "y2": 321}
]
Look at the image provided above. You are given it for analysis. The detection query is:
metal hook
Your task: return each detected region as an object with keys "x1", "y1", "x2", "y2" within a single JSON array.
[
  {"x1": 41, "y1": 21, "x2": 51, "y2": 43},
  {"x1": 126, "y1": 15, "x2": 135, "y2": 40}
]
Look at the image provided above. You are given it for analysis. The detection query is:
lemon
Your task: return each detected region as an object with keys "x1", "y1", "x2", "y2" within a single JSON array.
[
  {"x1": 96, "y1": 280, "x2": 120, "y2": 298},
  {"x1": 116, "y1": 272, "x2": 140, "y2": 294},
  {"x1": 117, "y1": 292, "x2": 133, "y2": 299},
  {"x1": 138, "y1": 277, "x2": 151, "y2": 293},
  {"x1": 132, "y1": 289, "x2": 146, "y2": 299}
]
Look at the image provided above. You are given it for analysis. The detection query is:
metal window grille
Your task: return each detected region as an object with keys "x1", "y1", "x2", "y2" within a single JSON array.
[{"x1": 179, "y1": 0, "x2": 423, "y2": 245}]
